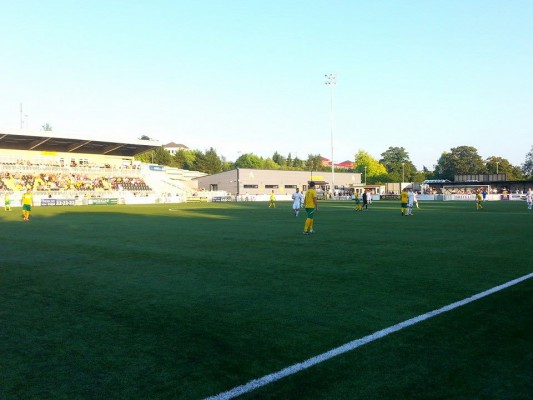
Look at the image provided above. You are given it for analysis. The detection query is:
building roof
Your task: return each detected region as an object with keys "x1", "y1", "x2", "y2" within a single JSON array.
[
  {"x1": 0, "y1": 129, "x2": 159, "y2": 157},
  {"x1": 164, "y1": 142, "x2": 188, "y2": 149},
  {"x1": 337, "y1": 160, "x2": 354, "y2": 167},
  {"x1": 321, "y1": 157, "x2": 354, "y2": 168}
]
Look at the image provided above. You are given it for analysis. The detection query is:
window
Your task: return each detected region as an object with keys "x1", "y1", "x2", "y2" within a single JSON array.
[
  {"x1": 243, "y1": 184, "x2": 258, "y2": 189},
  {"x1": 285, "y1": 185, "x2": 297, "y2": 189},
  {"x1": 265, "y1": 185, "x2": 279, "y2": 189}
]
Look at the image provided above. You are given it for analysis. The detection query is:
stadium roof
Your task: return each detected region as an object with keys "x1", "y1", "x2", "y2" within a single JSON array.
[{"x1": 0, "y1": 129, "x2": 160, "y2": 157}]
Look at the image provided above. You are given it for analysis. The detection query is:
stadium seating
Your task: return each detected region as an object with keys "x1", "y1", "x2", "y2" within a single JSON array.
[
  {"x1": 0, "y1": 169, "x2": 152, "y2": 194},
  {"x1": 0, "y1": 152, "x2": 208, "y2": 207}
]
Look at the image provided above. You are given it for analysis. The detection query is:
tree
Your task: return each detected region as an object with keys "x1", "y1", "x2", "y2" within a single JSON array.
[
  {"x1": 411, "y1": 170, "x2": 428, "y2": 183},
  {"x1": 510, "y1": 165, "x2": 526, "y2": 180},
  {"x1": 269, "y1": 152, "x2": 303, "y2": 170},
  {"x1": 421, "y1": 166, "x2": 436, "y2": 180},
  {"x1": 292, "y1": 156, "x2": 304, "y2": 169},
  {"x1": 286, "y1": 153, "x2": 293, "y2": 168},
  {"x1": 435, "y1": 146, "x2": 485, "y2": 180},
  {"x1": 305, "y1": 154, "x2": 324, "y2": 172},
  {"x1": 272, "y1": 152, "x2": 286, "y2": 168},
  {"x1": 134, "y1": 150, "x2": 154, "y2": 164},
  {"x1": 136, "y1": 146, "x2": 173, "y2": 165},
  {"x1": 354, "y1": 150, "x2": 387, "y2": 183},
  {"x1": 41, "y1": 123, "x2": 52, "y2": 131},
  {"x1": 138, "y1": 135, "x2": 151, "y2": 140},
  {"x1": 380, "y1": 146, "x2": 416, "y2": 182},
  {"x1": 174, "y1": 149, "x2": 196, "y2": 169},
  {"x1": 262, "y1": 158, "x2": 280, "y2": 170},
  {"x1": 195, "y1": 148, "x2": 223, "y2": 174},
  {"x1": 485, "y1": 156, "x2": 506, "y2": 175},
  {"x1": 234, "y1": 153, "x2": 263, "y2": 169},
  {"x1": 191, "y1": 151, "x2": 206, "y2": 172},
  {"x1": 485, "y1": 156, "x2": 524, "y2": 180},
  {"x1": 522, "y1": 146, "x2": 533, "y2": 177},
  {"x1": 220, "y1": 156, "x2": 234, "y2": 172},
  {"x1": 152, "y1": 146, "x2": 173, "y2": 166},
  {"x1": 380, "y1": 146, "x2": 408, "y2": 171}
]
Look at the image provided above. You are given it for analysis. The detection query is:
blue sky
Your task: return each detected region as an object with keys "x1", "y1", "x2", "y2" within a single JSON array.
[{"x1": 1, "y1": 0, "x2": 532, "y2": 169}]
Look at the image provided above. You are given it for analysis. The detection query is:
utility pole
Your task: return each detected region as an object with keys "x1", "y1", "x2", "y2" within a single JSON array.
[{"x1": 325, "y1": 73, "x2": 336, "y2": 198}]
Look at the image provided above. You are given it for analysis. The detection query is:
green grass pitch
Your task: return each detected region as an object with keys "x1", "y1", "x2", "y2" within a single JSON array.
[{"x1": 1, "y1": 200, "x2": 532, "y2": 399}]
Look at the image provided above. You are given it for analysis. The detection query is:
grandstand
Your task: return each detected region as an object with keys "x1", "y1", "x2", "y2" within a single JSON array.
[{"x1": 0, "y1": 129, "x2": 207, "y2": 206}]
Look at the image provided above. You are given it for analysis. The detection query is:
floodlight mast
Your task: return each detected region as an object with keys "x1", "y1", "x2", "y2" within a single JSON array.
[{"x1": 325, "y1": 73, "x2": 336, "y2": 198}]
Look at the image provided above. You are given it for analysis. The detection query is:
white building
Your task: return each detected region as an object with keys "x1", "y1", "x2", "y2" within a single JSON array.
[
  {"x1": 163, "y1": 142, "x2": 189, "y2": 155},
  {"x1": 194, "y1": 168, "x2": 362, "y2": 197}
]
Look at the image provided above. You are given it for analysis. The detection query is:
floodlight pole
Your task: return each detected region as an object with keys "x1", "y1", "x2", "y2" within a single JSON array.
[
  {"x1": 325, "y1": 73, "x2": 336, "y2": 199},
  {"x1": 496, "y1": 161, "x2": 499, "y2": 174},
  {"x1": 364, "y1": 166, "x2": 367, "y2": 186},
  {"x1": 402, "y1": 162, "x2": 405, "y2": 183}
]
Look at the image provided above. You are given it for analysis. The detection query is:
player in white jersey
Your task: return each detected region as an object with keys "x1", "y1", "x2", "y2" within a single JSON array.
[
  {"x1": 407, "y1": 188, "x2": 415, "y2": 215},
  {"x1": 527, "y1": 188, "x2": 532, "y2": 210},
  {"x1": 292, "y1": 188, "x2": 304, "y2": 216}
]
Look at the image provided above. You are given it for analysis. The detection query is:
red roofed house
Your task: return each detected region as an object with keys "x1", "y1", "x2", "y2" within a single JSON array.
[{"x1": 321, "y1": 157, "x2": 354, "y2": 170}]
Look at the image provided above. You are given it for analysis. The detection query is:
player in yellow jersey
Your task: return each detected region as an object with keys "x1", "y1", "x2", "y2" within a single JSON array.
[
  {"x1": 21, "y1": 188, "x2": 34, "y2": 221},
  {"x1": 4, "y1": 192, "x2": 12, "y2": 211},
  {"x1": 268, "y1": 190, "x2": 276, "y2": 208},
  {"x1": 303, "y1": 181, "x2": 318, "y2": 234},
  {"x1": 400, "y1": 189, "x2": 409, "y2": 216},
  {"x1": 475, "y1": 190, "x2": 483, "y2": 210},
  {"x1": 353, "y1": 191, "x2": 362, "y2": 211}
]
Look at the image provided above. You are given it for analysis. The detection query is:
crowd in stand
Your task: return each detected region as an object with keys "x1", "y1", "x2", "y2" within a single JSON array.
[
  {"x1": 0, "y1": 172, "x2": 151, "y2": 192},
  {"x1": 0, "y1": 156, "x2": 140, "y2": 170}
]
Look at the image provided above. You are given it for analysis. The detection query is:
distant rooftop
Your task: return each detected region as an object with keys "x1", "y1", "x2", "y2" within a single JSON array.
[{"x1": 164, "y1": 142, "x2": 189, "y2": 149}]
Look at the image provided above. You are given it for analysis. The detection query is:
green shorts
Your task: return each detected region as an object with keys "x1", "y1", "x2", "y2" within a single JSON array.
[
  {"x1": 22, "y1": 204, "x2": 32, "y2": 212},
  {"x1": 305, "y1": 208, "x2": 315, "y2": 219},
  {"x1": 401, "y1": 202, "x2": 407, "y2": 208}
]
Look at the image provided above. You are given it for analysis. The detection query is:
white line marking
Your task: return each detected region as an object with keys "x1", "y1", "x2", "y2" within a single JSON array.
[{"x1": 204, "y1": 272, "x2": 533, "y2": 400}]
